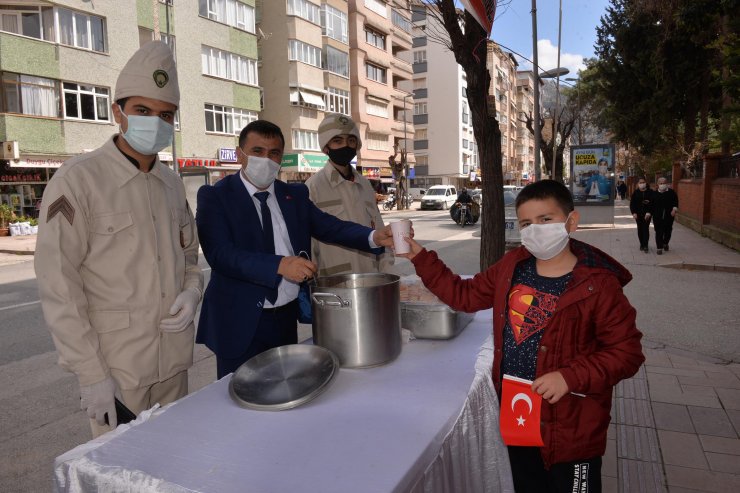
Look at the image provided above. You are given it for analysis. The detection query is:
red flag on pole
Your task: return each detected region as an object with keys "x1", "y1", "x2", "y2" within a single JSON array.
[
  {"x1": 459, "y1": 0, "x2": 496, "y2": 35},
  {"x1": 500, "y1": 374, "x2": 544, "y2": 446}
]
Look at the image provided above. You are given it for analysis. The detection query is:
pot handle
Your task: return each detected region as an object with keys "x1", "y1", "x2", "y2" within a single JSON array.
[{"x1": 311, "y1": 292, "x2": 351, "y2": 307}]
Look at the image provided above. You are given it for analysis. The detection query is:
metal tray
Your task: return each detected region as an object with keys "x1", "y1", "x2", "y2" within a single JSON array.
[
  {"x1": 229, "y1": 344, "x2": 339, "y2": 411},
  {"x1": 401, "y1": 302, "x2": 475, "y2": 340}
]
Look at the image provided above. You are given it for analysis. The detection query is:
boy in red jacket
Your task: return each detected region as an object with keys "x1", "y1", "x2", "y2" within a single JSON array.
[{"x1": 398, "y1": 180, "x2": 644, "y2": 493}]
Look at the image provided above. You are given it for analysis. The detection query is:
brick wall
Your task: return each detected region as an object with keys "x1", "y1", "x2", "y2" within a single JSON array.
[
  {"x1": 710, "y1": 179, "x2": 740, "y2": 231},
  {"x1": 677, "y1": 180, "x2": 704, "y2": 222}
]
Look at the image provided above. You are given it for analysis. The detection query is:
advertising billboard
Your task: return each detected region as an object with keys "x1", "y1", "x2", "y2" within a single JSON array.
[{"x1": 570, "y1": 144, "x2": 616, "y2": 206}]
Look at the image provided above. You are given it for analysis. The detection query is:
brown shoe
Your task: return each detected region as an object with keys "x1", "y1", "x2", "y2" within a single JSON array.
[
  {"x1": 657, "y1": 249, "x2": 663, "y2": 255},
  {"x1": 664, "y1": 244, "x2": 669, "y2": 251}
]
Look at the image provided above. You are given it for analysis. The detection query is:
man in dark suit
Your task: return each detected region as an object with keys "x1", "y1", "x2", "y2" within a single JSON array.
[{"x1": 196, "y1": 120, "x2": 397, "y2": 378}]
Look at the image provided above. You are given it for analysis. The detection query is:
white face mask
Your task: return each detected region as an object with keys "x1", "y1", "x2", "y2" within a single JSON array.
[
  {"x1": 658, "y1": 184, "x2": 667, "y2": 191},
  {"x1": 242, "y1": 155, "x2": 281, "y2": 189},
  {"x1": 520, "y1": 214, "x2": 572, "y2": 260},
  {"x1": 638, "y1": 183, "x2": 647, "y2": 190},
  {"x1": 120, "y1": 112, "x2": 174, "y2": 155}
]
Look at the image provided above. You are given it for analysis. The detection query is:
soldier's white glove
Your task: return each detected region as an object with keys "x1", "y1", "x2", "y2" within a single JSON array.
[
  {"x1": 160, "y1": 287, "x2": 201, "y2": 333},
  {"x1": 80, "y1": 376, "x2": 117, "y2": 427}
]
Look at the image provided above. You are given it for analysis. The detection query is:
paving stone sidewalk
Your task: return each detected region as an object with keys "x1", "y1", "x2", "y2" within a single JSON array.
[{"x1": 573, "y1": 201, "x2": 740, "y2": 492}]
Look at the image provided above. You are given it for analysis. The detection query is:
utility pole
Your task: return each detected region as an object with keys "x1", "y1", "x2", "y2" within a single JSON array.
[{"x1": 531, "y1": 0, "x2": 541, "y2": 181}]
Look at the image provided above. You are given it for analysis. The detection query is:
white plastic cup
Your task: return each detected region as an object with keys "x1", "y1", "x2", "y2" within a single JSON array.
[{"x1": 390, "y1": 219, "x2": 412, "y2": 254}]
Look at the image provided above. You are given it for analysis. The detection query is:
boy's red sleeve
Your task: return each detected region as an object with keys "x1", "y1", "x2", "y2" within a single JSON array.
[{"x1": 411, "y1": 248, "x2": 498, "y2": 313}]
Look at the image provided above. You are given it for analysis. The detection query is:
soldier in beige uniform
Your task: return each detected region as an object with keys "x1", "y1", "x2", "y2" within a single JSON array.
[
  {"x1": 305, "y1": 114, "x2": 393, "y2": 276},
  {"x1": 35, "y1": 41, "x2": 203, "y2": 437}
]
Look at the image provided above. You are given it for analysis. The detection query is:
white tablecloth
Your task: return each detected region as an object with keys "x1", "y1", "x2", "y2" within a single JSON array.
[{"x1": 54, "y1": 310, "x2": 513, "y2": 493}]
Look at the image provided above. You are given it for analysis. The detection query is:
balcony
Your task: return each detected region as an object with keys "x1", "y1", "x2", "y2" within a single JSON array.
[
  {"x1": 413, "y1": 114, "x2": 428, "y2": 125},
  {"x1": 413, "y1": 88, "x2": 428, "y2": 99},
  {"x1": 413, "y1": 62, "x2": 427, "y2": 74}
]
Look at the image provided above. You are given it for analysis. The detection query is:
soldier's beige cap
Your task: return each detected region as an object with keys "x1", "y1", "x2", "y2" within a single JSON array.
[
  {"x1": 115, "y1": 41, "x2": 179, "y2": 107},
  {"x1": 318, "y1": 113, "x2": 363, "y2": 151}
]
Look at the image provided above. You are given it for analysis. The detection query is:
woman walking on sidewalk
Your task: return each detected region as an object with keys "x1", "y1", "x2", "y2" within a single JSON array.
[
  {"x1": 630, "y1": 177, "x2": 654, "y2": 253},
  {"x1": 652, "y1": 177, "x2": 679, "y2": 255}
]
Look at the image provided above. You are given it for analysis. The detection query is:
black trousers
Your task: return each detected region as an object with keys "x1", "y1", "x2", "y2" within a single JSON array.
[
  {"x1": 508, "y1": 446, "x2": 602, "y2": 493},
  {"x1": 216, "y1": 300, "x2": 298, "y2": 379},
  {"x1": 653, "y1": 216, "x2": 674, "y2": 249},
  {"x1": 635, "y1": 215, "x2": 651, "y2": 248}
]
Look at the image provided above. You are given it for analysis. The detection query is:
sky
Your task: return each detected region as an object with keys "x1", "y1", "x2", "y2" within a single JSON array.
[{"x1": 487, "y1": 0, "x2": 612, "y2": 80}]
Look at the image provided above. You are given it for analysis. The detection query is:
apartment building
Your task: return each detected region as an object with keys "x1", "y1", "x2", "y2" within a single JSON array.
[
  {"x1": 487, "y1": 41, "x2": 521, "y2": 185},
  {"x1": 515, "y1": 70, "x2": 536, "y2": 184},
  {"x1": 348, "y1": 0, "x2": 414, "y2": 185},
  {"x1": 257, "y1": 0, "x2": 349, "y2": 182},
  {"x1": 0, "y1": 0, "x2": 261, "y2": 216},
  {"x1": 409, "y1": 4, "x2": 476, "y2": 190}
]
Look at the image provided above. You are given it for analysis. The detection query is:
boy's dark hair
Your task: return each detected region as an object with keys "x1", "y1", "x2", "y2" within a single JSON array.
[
  {"x1": 515, "y1": 179, "x2": 574, "y2": 215},
  {"x1": 115, "y1": 98, "x2": 129, "y2": 110},
  {"x1": 239, "y1": 120, "x2": 285, "y2": 149}
]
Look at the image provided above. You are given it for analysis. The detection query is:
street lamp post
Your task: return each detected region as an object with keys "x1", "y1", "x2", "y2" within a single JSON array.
[{"x1": 552, "y1": 0, "x2": 563, "y2": 182}]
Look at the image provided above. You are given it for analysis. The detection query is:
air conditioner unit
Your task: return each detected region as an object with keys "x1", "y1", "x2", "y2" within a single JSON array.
[{"x1": 1, "y1": 141, "x2": 19, "y2": 160}]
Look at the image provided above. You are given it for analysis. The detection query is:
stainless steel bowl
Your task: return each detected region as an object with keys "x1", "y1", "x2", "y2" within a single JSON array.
[{"x1": 229, "y1": 344, "x2": 339, "y2": 411}]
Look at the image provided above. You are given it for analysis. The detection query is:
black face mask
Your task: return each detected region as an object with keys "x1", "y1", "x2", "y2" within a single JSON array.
[{"x1": 327, "y1": 146, "x2": 356, "y2": 167}]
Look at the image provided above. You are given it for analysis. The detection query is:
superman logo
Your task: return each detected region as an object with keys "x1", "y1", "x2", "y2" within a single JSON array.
[{"x1": 508, "y1": 284, "x2": 560, "y2": 345}]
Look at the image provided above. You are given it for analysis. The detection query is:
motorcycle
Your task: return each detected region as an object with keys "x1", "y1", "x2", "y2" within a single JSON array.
[
  {"x1": 457, "y1": 202, "x2": 469, "y2": 227},
  {"x1": 450, "y1": 201, "x2": 479, "y2": 226},
  {"x1": 382, "y1": 194, "x2": 397, "y2": 211}
]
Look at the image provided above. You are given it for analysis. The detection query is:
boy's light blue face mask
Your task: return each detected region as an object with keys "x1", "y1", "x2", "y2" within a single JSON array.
[{"x1": 120, "y1": 111, "x2": 174, "y2": 155}]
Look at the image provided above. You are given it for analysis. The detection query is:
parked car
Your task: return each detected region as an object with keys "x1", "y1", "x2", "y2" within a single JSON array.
[
  {"x1": 408, "y1": 187, "x2": 427, "y2": 200},
  {"x1": 420, "y1": 185, "x2": 457, "y2": 210}
]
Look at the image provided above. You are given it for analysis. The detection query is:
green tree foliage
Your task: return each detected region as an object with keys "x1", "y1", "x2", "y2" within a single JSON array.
[{"x1": 587, "y1": 0, "x2": 738, "y2": 164}]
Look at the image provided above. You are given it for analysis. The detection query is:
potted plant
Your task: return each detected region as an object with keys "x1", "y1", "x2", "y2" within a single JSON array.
[
  {"x1": 0, "y1": 204, "x2": 14, "y2": 236},
  {"x1": 29, "y1": 217, "x2": 39, "y2": 234}
]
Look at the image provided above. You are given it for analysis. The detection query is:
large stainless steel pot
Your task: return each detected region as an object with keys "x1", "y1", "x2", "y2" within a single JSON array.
[{"x1": 311, "y1": 273, "x2": 401, "y2": 368}]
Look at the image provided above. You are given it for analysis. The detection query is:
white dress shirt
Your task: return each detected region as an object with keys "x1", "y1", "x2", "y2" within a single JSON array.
[{"x1": 240, "y1": 171, "x2": 299, "y2": 308}]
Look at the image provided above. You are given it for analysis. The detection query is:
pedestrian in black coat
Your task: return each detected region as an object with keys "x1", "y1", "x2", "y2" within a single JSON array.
[
  {"x1": 629, "y1": 178, "x2": 654, "y2": 253},
  {"x1": 652, "y1": 177, "x2": 679, "y2": 254}
]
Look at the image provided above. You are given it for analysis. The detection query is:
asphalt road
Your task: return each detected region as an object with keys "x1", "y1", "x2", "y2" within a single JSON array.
[{"x1": 0, "y1": 207, "x2": 737, "y2": 492}]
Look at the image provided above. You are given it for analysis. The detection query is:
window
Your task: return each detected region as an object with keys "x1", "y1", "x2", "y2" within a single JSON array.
[
  {"x1": 138, "y1": 27, "x2": 176, "y2": 58},
  {"x1": 365, "y1": 63, "x2": 386, "y2": 84},
  {"x1": 366, "y1": 132, "x2": 388, "y2": 151},
  {"x1": 289, "y1": 39, "x2": 322, "y2": 68},
  {"x1": 287, "y1": 0, "x2": 320, "y2": 24},
  {"x1": 413, "y1": 50, "x2": 427, "y2": 64},
  {"x1": 321, "y1": 5, "x2": 347, "y2": 43},
  {"x1": 364, "y1": 0, "x2": 387, "y2": 18},
  {"x1": 462, "y1": 103, "x2": 469, "y2": 124},
  {"x1": 462, "y1": 138, "x2": 469, "y2": 150},
  {"x1": 56, "y1": 7, "x2": 107, "y2": 52},
  {"x1": 198, "y1": 0, "x2": 256, "y2": 33},
  {"x1": 325, "y1": 46, "x2": 349, "y2": 77},
  {"x1": 462, "y1": 87, "x2": 467, "y2": 98},
  {"x1": 413, "y1": 102, "x2": 427, "y2": 115},
  {"x1": 1, "y1": 72, "x2": 60, "y2": 117},
  {"x1": 292, "y1": 129, "x2": 320, "y2": 150},
  {"x1": 201, "y1": 46, "x2": 259, "y2": 85},
  {"x1": 415, "y1": 128, "x2": 427, "y2": 139},
  {"x1": 365, "y1": 27, "x2": 385, "y2": 50},
  {"x1": 326, "y1": 87, "x2": 350, "y2": 115},
  {"x1": 415, "y1": 155, "x2": 428, "y2": 166},
  {"x1": 391, "y1": 10, "x2": 411, "y2": 33},
  {"x1": 204, "y1": 104, "x2": 257, "y2": 135},
  {"x1": 0, "y1": 5, "x2": 55, "y2": 40},
  {"x1": 413, "y1": 78, "x2": 426, "y2": 90},
  {"x1": 63, "y1": 82, "x2": 109, "y2": 122},
  {"x1": 366, "y1": 99, "x2": 388, "y2": 118}
]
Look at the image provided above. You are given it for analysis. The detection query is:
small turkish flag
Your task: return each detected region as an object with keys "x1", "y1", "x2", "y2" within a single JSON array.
[{"x1": 500, "y1": 374, "x2": 544, "y2": 447}]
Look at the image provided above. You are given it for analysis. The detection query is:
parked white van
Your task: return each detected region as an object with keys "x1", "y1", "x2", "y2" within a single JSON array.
[
  {"x1": 408, "y1": 187, "x2": 427, "y2": 200},
  {"x1": 420, "y1": 185, "x2": 457, "y2": 210}
]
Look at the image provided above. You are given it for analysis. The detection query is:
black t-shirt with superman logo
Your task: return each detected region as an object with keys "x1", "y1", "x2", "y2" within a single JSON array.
[{"x1": 501, "y1": 256, "x2": 572, "y2": 381}]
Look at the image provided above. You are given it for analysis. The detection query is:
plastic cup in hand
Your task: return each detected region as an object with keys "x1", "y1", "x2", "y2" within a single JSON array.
[{"x1": 390, "y1": 219, "x2": 412, "y2": 254}]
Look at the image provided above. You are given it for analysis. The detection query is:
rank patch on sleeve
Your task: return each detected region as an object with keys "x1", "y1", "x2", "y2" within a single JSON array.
[{"x1": 47, "y1": 195, "x2": 75, "y2": 225}]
